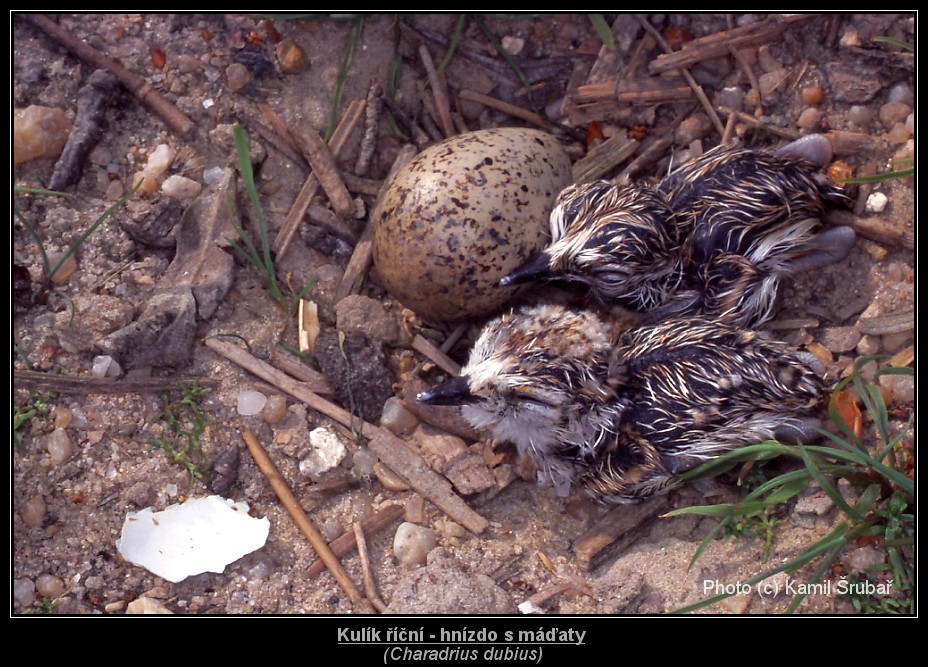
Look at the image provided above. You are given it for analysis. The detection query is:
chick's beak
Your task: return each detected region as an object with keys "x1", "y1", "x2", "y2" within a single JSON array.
[
  {"x1": 416, "y1": 376, "x2": 474, "y2": 406},
  {"x1": 499, "y1": 252, "x2": 551, "y2": 287}
]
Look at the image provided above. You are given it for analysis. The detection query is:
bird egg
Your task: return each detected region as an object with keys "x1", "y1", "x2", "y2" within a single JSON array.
[{"x1": 372, "y1": 128, "x2": 572, "y2": 321}]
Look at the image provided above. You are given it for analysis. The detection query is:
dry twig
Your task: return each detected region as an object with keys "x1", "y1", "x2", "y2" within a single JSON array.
[
  {"x1": 458, "y1": 89, "x2": 558, "y2": 132},
  {"x1": 23, "y1": 14, "x2": 194, "y2": 137},
  {"x1": 13, "y1": 370, "x2": 218, "y2": 395},
  {"x1": 241, "y1": 429, "x2": 372, "y2": 610},
  {"x1": 419, "y1": 44, "x2": 455, "y2": 138},
  {"x1": 353, "y1": 522, "x2": 388, "y2": 612},
  {"x1": 291, "y1": 123, "x2": 355, "y2": 219},
  {"x1": 307, "y1": 504, "x2": 403, "y2": 577},
  {"x1": 412, "y1": 334, "x2": 461, "y2": 376},
  {"x1": 272, "y1": 100, "x2": 365, "y2": 259}
]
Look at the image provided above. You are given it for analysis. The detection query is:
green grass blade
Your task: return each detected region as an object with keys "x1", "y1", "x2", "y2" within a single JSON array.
[
  {"x1": 438, "y1": 14, "x2": 467, "y2": 74},
  {"x1": 587, "y1": 14, "x2": 615, "y2": 50},
  {"x1": 796, "y1": 444, "x2": 862, "y2": 522},
  {"x1": 326, "y1": 15, "x2": 364, "y2": 142}
]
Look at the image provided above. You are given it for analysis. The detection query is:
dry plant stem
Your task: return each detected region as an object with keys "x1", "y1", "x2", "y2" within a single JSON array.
[
  {"x1": 337, "y1": 144, "x2": 418, "y2": 300},
  {"x1": 523, "y1": 577, "x2": 591, "y2": 610},
  {"x1": 205, "y1": 336, "x2": 488, "y2": 533},
  {"x1": 729, "y1": 45, "x2": 763, "y2": 116},
  {"x1": 268, "y1": 348, "x2": 334, "y2": 395},
  {"x1": 13, "y1": 370, "x2": 218, "y2": 395},
  {"x1": 647, "y1": 14, "x2": 815, "y2": 74},
  {"x1": 291, "y1": 123, "x2": 355, "y2": 218},
  {"x1": 440, "y1": 321, "x2": 469, "y2": 354},
  {"x1": 257, "y1": 102, "x2": 301, "y2": 154},
  {"x1": 718, "y1": 106, "x2": 801, "y2": 141},
  {"x1": 272, "y1": 100, "x2": 365, "y2": 259},
  {"x1": 571, "y1": 135, "x2": 640, "y2": 184},
  {"x1": 353, "y1": 522, "x2": 388, "y2": 612},
  {"x1": 367, "y1": 429, "x2": 489, "y2": 535},
  {"x1": 637, "y1": 16, "x2": 725, "y2": 139},
  {"x1": 458, "y1": 89, "x2": 557, "y2": 132},
  {"x1": 307, "y1": 504, "x2": 403, "y2": 577},
  {"x1": 419, "y1": 44, "x2": 456, "y2": 138},
  {"x1": 412, "y1": 334, "x2": 462, "y2": 376},
  {"x1": 571, "y1": 77, "x2": 693, "y2": 105},
  {"x1": 306, "y1": 203, "x2": 360, "y2": 244},
  {"x1": 720, "y1": 108, "x2": 738, "y2": 146},
  {"x1": 574, "y1": 494, "x2": 672, "y2": 571},
  {"x1": 240, "y1": 429, "x2": 370, "y2": 609},
  {"x1": 23, "y1": 14, "x2": 194, "y2": 137},
  {"x1": 355, "y1": 79, "x2": 383, "y2": 176},
  {"x1": 206, "y1": 337, "x2": 374, "y2": 433},
  {"x1": 825, "y1": 209, "x2": 914, "y2": 251},
  {"x1": 341, "y1": 172, "x2": 383, "y2": 197}
]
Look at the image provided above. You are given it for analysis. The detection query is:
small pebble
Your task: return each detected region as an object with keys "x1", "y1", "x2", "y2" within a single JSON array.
[
  {"x1": 796, "y1": 107, "x2": 822, "y2": 130},
  {"x1": 299, "y1": 427, "x2": 347, "y2": 478},
  {"x1": 35, "y1": 574, "x2": 65, "y2": 598},
  {"x1": 435, "y1": 518, "x2": 466, "y2": 539},
  {"x1": 865, "y1": 191, "x2": 888, "y2": 214},
  {"x1": 132, "y1": 143, "x2": 175, "y2": 196},
  {"x1": 380, "y1": 396, "x2": 418, "y2": 435},
  {"x1": 501, "y1": 35, "x2": 525, "y2": 56},
  {"x1": 887, "y1": 82, "x2": 915, "y2": 106},
  {"x1": 48, "y1": 253, "x2": 78, "y2": 284},
  {"x1": 847, "y1": 105, "x2": 874, "y2": 128},
  {"x1": 261, "y1": 394, "x2": 288, "y2": 424},
  {"x1": 322, "y1": 517, "x2": 343, "y2": 541},
  {"x1": 202, "y1": 166, "x2": 224, "y2": 185},
  {"x1": 374, "y1": 462, "x2": 409, "y2": 492},
  {"x1": 236, "y1": 390, "x2": 267, "y2": 416},
  {"x1": 800, "y1": 85, "x2": 824, "y2": 106},
  {"x1": 225, "y1": 63, "x2": 252, "y2": 92},
  {"x1": 404, "y1": 494, "x2": 426, "y2": 524},
  {"x1": 887, "y1": 122, "x2": 911, "y2": 145},
  {"x1": 718, "y1": 86, "x2": 743, "y2": 111},
  {"x1": 13, "y1": 578, "x2": 36, "y2": 608},
  {"x1": 879, "y1": 373, "x2": 914, "y2": 404},
  {"x1": 51, "y1": 406, "x2": 73, "y2": 429},
  {"x1": 13, "y1": 105, "x2": 71, "y2": 164},
  {"x1": 839, "y1": 28, "x2": 860, "y2": 48},
  {"x1": 758, "y1": 68, "x2": 788, "y2": 98},
  {"x1": 351, "y1": 447, "x2": 378, "y2": 476},
  {"x1": 393, "y1": 522, "x2": 436, "y2": 566},
  {"x1": 175, "y1": 53, "x2": 200, "y2": 74},
  {"x1": 878, "y1": 101, "x2": 912, "y2": 130},
  {"x1": 161, "y1": 174, "x2": 202, "y2": 200},
  {"x1": 126, "y1": 596, "x2": 174, "y2": 614},
  {"x1": 91, "y1": 355, "x2": 122, "y2": 378},
  {"x1": 46, "y1": 427, "x2": 73, "y2": 464},
  {"x1": 855, "y1": 334, "x2": 881, "y2": 357},
  {"x1": 275, "y1": 38, "x2": 308, "y2": 73},
  {"x1": 21, "y1": 494, "x2": 47, "y2": 527}
]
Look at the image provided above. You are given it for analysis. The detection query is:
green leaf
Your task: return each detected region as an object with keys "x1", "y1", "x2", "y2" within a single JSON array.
[{"x1": 587, "y1": 14, "x2": 615, "y2": 50}]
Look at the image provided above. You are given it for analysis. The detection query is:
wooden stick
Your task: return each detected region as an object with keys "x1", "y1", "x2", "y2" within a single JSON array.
[
  {"x1": 291, "y1": 123, "x2": 355, "y2": 219},
  {"x1": 307, "y1": 504, "x2": 403, "y2": 577},
  {"x1": 240, "y1": 429, "x2": 370, "y2": 609},
  {"x1": 206, "y1": 336, "x2": 489, "y2": 534},
  {"x1": 355, "y1": 79, "x2": 383, "y2": 176},
  {"x1": 23, "y1": 14, "x2": 194, "y2": 137},
  {"x1": 13, "y1": 370, "x2": 218, "y2": 395},
  {"x1": 571, "y1": 135, "x2": 639, "y2": 184},
  {"x1": 205, "y1": 337, "x2": 375, "y2": 435},
  {"x1": 637, "y1": 16, "x2": 725, "y2": 139},
  {"x1": 648, "y1": 15, "x2": 816, "y2": 74},
  {"x1": 367, "y1": 429, "x2": 488, "y2": 535},
  {"x1": 457, "y1": 89, "x2": 558, "y2": 133},
  {"x1": 412, "y1": 334, "x2": 461, "y2": 376},
  {"x1": 353, "y1": 522, "x2": 388, "y2": 612},
  {"x1": 574, "y1": 494, "x2": 672, "y2": 571},
  {"x1": 268, "y1": 348, "x2": 334, "y2": 395},
  {"x1": 272, "y1": 100, "x2": 365, "y2": 259},
  {"x1": 718, "y1": 107, "x2": 801, "y2": 141},
  {"x1": 419, "y1": 44, "x2": 455, "y2": 138}
]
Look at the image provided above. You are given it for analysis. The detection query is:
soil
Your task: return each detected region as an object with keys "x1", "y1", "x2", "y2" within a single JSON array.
[{"x1": 12, "y1": 13, "x2": 915, "y2": 617}]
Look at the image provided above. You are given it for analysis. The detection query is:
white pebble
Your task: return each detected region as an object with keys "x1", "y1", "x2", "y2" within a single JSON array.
[
  {"x1": 46, "y1": 427, "x2": 73, "y2": 464},
  {"x1": 161, "y1": 174, "x2": 202, "y2": 200},
  {"x1": 351, "y1": 447, "x2": 378, "y2": 476},
  {"x1": 393, "y1": 522, "x2": 436, "y2": 566},
  {"x1": 236, "y1": 390, "x2": 268, "y2": 416},
  {"x1": 202, "y1": 166, "x2": 224, "y2": 185},
  {"x1": 126, "y1": 597, "x2": 174, "y2": 614},
  {"x1": 865, "y1": 191, "x2": 888, "y2": 213},
  {"x1": 299, "y1": 427, "x2": 347, "y2": 478},
  {"x1": 91, "y1": 355, "x2": 122, "y2": 378}
]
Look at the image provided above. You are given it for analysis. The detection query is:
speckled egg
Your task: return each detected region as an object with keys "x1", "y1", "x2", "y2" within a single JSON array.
[{"x1": 372, "y1": 128, "x2": 572, "y2": 321}]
